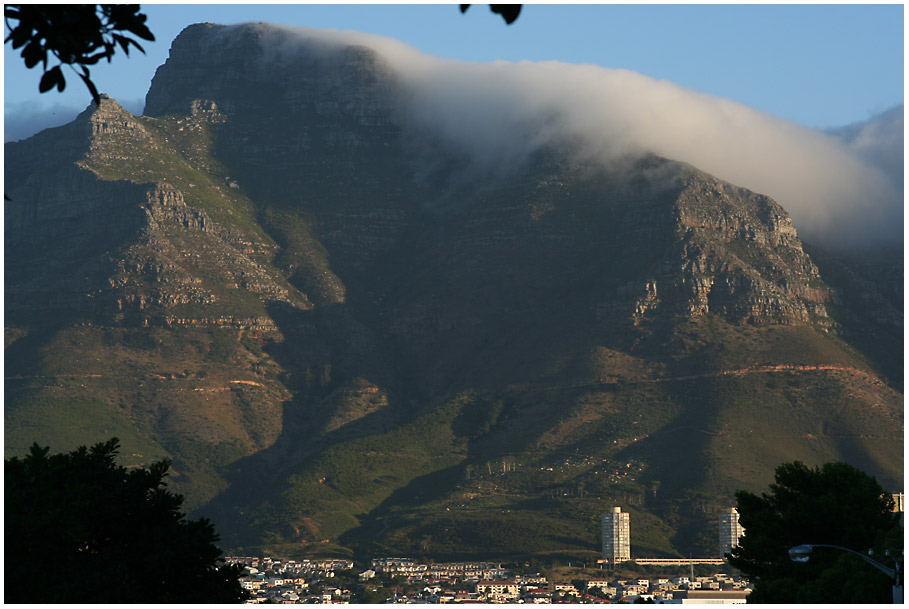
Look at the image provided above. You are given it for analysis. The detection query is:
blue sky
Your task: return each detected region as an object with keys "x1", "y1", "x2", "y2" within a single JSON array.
[{"x1": 3, "y1": 3, "x2": 904, "y2": 140}]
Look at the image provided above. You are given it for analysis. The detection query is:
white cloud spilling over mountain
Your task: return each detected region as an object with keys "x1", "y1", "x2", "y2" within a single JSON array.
[
  {"x1": 254, "y1": 24, "x2": 903, "y2": 250},
  {"x1": 6, "y1": 23, "x2": 901, "y2": 250},
  {"x1": 829, "y1": 106, "x2": 904, "y2": 193}
]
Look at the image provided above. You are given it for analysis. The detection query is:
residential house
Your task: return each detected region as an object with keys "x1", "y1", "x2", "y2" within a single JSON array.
[
  {"x1": 437, "y1": 591, "x2": 456, "y2": 603},
  {"x1": 454, "y1": 590, "x2": 478, "y2": 602},
  {"x1": 591, "y1": 584, "x2": 617, "y2": 597},
  {"x1": 517, "y1": 573, "x2": 548, "y2": 585},
  {"x1": 620, "y1": 583, "x2": 648, "y2": 597},
  {"x1": 553, "y1": 583, "x2": 579, "y2": 597},
  {"x1": 522, "y1": 587, "x2": 553, "y2": 603},
  {"x1": 476, "y1": 580, "x2": 520, "y2": 601},
  {"x1": 671, "y1": 589, "x2": 751, "y2": 604}
]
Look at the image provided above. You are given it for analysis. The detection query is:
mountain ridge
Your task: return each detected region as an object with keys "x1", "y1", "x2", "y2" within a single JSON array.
[{"x1": 5, "y1": 22, "x2": 901, "y2": 561}]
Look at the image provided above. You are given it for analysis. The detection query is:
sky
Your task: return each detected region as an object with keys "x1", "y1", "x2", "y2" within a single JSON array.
[
  {"x1": 2, "y1": 3, "x2": 904, "y2": 249},
  {"x1": 3, "y1": 3, "x2": 904, "y2": 138}
]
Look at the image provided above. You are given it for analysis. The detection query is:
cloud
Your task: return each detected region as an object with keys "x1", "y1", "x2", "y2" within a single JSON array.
[
  {"x1": 10, "y1": 23, "x2": 900, "y2": 251},
  {"x1": 4, "y1": 101, "x2": 82, "y2": 143},
  {"x1": 245, "y1": 23, "x2": 901, "y2": 250},
  {"x1": 5, "y1": 98, "x2": 146, "y2": 143},
  {"x1": 829, "y1": 106, "x2": 903, "y2": 191}
]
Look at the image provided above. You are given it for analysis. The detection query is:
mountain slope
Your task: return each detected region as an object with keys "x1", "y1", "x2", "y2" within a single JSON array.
[{"x1": 5, "y1": 22, "x2": 902, "y2": 560}]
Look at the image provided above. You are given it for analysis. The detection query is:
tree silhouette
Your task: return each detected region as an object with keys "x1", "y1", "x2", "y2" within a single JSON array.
[
  {"x1": 728, "y1": 461, "x2": 902, "y2": 603},
  {"x1": 460, "y1": 4, "x2": 523, "y2": 25},
  {"x1": 5, "y1": 4, "x2": 521, "y2": 107},
  {"x1": 4, "y1": 4, "x2": 154, "y2": 104},
  {"x1": 5, "y1": 438, "x2": 247, "y2": 603}
]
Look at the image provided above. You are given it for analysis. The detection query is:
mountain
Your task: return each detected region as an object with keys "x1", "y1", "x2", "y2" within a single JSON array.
[{"x1": 5, "y1": 22, "x2": 902, "y2": 561}]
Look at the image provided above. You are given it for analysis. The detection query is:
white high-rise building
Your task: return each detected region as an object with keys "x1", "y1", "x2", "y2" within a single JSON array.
[
  {"x1": 718, "y1": 507, "x2": 745, "y2": 558},
  {"x1": 602, "y1": 507, "x2": 631, "y2": 566}
]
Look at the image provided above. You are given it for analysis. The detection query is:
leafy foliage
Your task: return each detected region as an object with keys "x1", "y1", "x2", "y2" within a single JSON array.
[
  {"x1": 4, "y1": 4, "x2": 154, "y2": 103},
  {"x1": 5, "y1": 438, "x2": 246, "y2": 603},
  {"x1": 460, "y1": 4, "x2": 523, "y2": 24},
  {"x1": 728, "y1": 461, "x2": 902, "y2": 603}
]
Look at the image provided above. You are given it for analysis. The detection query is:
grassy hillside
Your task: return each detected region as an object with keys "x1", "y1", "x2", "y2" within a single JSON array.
[{"x1": 212, "y1": 315, "x2": 901, "y2": 560}]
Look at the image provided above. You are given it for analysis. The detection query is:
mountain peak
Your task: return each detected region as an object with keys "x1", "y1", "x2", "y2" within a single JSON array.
[
  {"x1": 73, "y1": 93, "x2": 149, "y2": 141},
  {"x1": 144, "y1": 21, "x2": 394, "y2": 122}
]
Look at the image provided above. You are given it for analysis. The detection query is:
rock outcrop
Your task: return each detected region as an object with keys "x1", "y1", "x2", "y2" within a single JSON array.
[{"x1": 627, "y1": 169, "x2": 833, "y2": 326}]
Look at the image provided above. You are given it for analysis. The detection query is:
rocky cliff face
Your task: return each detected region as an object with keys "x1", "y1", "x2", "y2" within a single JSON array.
[
  {"x1": 139, "y1": 24, "x2": 835, "y2": 337},
  {"x1": 146, "y1": 23, "x2": 395, "y2": 122},
  {"x1": 630, "y1": 168, "x2": 831, "y2": 326},
  {"x1": 7, "y1": 94, "x2": 304, "y2": 328},
  {"x1": 5, "y1": 22, "x2": 901, "y2": 558}
]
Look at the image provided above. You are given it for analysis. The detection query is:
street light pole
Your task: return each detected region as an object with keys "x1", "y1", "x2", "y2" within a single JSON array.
[{"x1": 789, "y1": 544, "x2": 903, "y2": 603}]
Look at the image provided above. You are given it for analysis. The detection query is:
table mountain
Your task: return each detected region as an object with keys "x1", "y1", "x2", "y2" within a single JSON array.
[{"x1": 5, "y1": 22, "x2": 901, "y2": 560}]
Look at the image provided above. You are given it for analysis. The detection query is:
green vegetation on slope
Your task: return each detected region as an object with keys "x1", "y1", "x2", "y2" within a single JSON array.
[{"x1": 4, "y1": 393, "x2": 168, "y2": 466}]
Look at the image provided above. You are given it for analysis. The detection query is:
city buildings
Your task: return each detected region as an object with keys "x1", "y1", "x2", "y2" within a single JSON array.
[
  {"x1": 602, "y1": 506, "x2": 631, "y2": 566},
  {"x1": 229, "y1": 554, "x2": 755, "y2": 603},
  {"x1": 718, "y1": 507, "x2": 745, "y2": 558}
]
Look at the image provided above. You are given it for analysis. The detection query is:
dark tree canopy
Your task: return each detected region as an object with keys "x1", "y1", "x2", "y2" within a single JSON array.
[
  {"x1": 728, "y1": 461, "x2": 902, "y2": 603},
  {"x1": 4, "y1": 4, "x2": 154, "y2": 104},
  {"x1": 4, "y1": 4, "x2": 521, "y2": 106},
  {"x1": 5, "y1": 438, "x2": 246, "y2": 603},
  {"x1": 460, "y1": 4, "x2": 523, "y2": 25}
]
